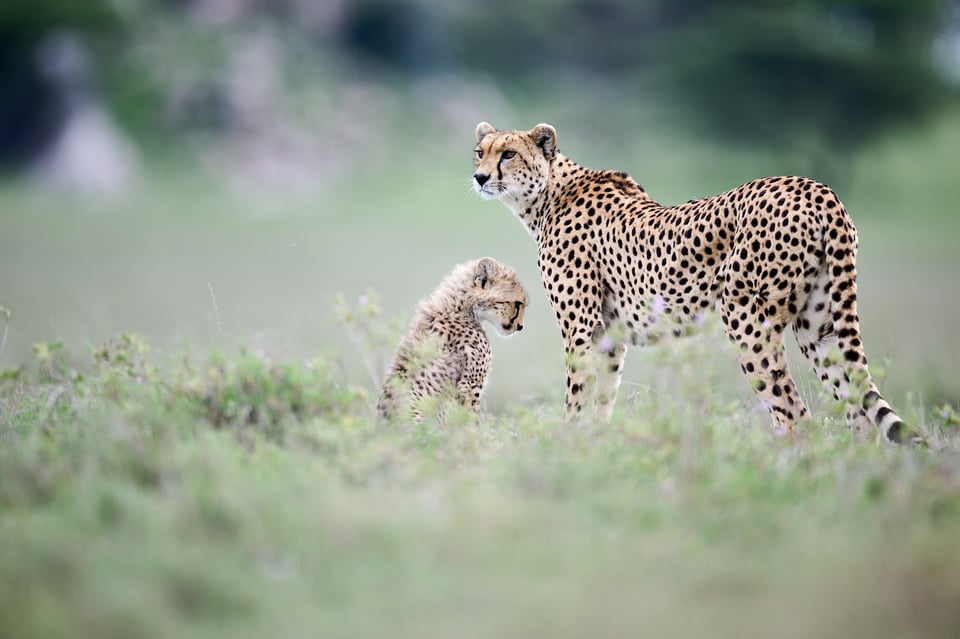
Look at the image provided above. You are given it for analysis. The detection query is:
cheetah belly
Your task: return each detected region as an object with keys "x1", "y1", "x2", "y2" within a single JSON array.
[
  {"x1": 602, "y1": 288, "x2": 720, "y2": 348},
  {"x1": 599, "y1": 225, "x2": 729, "y2": 347}
]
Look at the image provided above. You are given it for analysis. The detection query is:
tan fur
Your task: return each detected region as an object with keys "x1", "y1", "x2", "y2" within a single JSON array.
[
  {"x1": 473, "y1": 122, "x2": 914, "y2": 443},
  {"x1": 377, "y1": 257, "x2": 528, "y2": 422}
]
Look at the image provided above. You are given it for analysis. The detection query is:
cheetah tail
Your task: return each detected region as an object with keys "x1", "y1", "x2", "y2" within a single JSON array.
[
  {"x1": 825, "y1": 214, "x2": 915, "y2": 444},
  {"x1": 862, "y1": 390, "x2": 911, "y2": 444}
]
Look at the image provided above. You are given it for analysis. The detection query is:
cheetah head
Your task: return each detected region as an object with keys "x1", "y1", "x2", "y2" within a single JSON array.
[
  {"x1": 470, "y1": 257, "x2": 529, "y2": 336},
  {"x1": 472, "y1": 122, "x2": 557, "y2": 205}
]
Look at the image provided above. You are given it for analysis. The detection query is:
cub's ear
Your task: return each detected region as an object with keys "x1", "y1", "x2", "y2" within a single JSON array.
[
  {"x1": 474, "y1": 257, "x2": 498, "y2": 289},
  {"x1": 475, "y1": 122, "x2": 496, "y2": 142},
  {"x1": 529, "y1": 123, "x2": 557, "y2": 160}
]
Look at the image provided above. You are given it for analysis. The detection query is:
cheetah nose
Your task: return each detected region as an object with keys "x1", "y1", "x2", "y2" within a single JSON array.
[
  {"x1": 474, "y1": 172, "x2": 490, "y2": 187},
  {"x1": 517, "y1": 324, "x2": 523, "y2": 331}
]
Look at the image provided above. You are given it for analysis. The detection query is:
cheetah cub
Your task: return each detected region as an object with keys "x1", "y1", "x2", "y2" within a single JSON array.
[{"x1": 377, "y1": 257, "x2": 528, "y2": 422}]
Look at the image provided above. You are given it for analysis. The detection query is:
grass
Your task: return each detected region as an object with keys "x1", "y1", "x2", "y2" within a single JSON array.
[
  {"x1": 2, "y1": 106, "x2": 960, "y2": 637},
  {"x1": 1, "y1": 327, "x2": 959, "y2": 639}
]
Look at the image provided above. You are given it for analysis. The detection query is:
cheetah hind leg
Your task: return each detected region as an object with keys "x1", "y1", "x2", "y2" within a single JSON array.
[
  {"x1": 594, "y1": 341, "x2": 627, "y2": 422},
  {"x1": 792, "y1": 266, "x2": 916, "y2": 444},
  {"x1": 725, "y1": 320, "x2": 811, "y2": 437}
]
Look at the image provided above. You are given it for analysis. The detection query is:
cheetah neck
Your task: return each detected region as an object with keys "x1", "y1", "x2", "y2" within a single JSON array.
[
  {"x1": 416, "y1": 283, "x2": 485, "y2": 335},
  {"x1": 503, "y1": 153, "x2": 578, "y2": 241},
  {"x1": 505, "y1": 153, "x2": 652, "y2": 242}
]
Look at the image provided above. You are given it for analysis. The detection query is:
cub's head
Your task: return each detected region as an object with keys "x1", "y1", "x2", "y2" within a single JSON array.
[
  {"x1": 469, "y1": 257, "x2": 529, "y2": 336},
  {"x1": 472, "y1": 122, "x2": 557, "y2": 204}
]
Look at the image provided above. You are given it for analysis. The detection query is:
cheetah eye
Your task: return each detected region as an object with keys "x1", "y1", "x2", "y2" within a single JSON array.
[
  {"x1": 501, "y1": 150, "x2": 517, "y2": 161},
  {"x1": 474, "y1": 148, "x2": 483, "y2": 159}
]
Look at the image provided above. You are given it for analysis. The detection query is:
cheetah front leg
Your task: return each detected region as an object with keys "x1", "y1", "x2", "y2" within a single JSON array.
[
  {"x1": 562, "y1": 341, "x2": 595, "y2": 421},
  {"x1": 456, "y1": 379, "x2": 482, "y2": 416},
  {"x1": 549, "y1": 283, "x2": 609, "y2": 422},
  {"x1": 456, "y1": 349, "x2": 489, "y2": 417},
  {"x1": 563, "y1": 337, "x2": 624, "y2": 422}
]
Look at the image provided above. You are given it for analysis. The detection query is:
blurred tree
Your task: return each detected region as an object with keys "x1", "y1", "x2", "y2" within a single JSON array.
[
  {"x1": 0, "y1": 0, "x2": 956, "y2": 183},
  {"x1": 340, "y1": 0, "x2": 452, "y2": 74},
  {"x1": 655, "y1": 0, "x2": 952, "y2": 179},
  {"x1": 0, "y1": 0, "x2": 119, "y2": 167},
  {"x1": 447, "y1": 0, "x2": 956, "y2": 181}
]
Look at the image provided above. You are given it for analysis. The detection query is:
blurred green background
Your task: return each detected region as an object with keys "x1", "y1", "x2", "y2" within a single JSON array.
[
  {"x1": 1, "y1": 0, "x2": 959, "y2": 408},
  {"x1": 3, "y1": 4, "x2": 960, "y2": 639}
]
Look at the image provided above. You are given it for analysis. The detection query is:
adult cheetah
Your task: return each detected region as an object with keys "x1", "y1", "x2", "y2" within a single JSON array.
[
  {"x1": 472, "y1": 121, "x2": 912, "y2": 443},
  {"x1": 378, "y1": 257, "x2": 528, "y2": 422}
]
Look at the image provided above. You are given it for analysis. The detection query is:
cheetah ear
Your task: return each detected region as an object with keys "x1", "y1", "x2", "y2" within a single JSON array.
[
  {"x1": 475, "y1": 122, "x2": 496, "y2": 142},
  {"x1": 474, "y1": 257, "x2": 498, "y2": 289},
  {"x1": 529, "y1": 123, "x2": 557, "y2": 160}
]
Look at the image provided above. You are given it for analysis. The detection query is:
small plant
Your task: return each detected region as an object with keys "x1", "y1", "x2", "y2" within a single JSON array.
[
  {"x1": 0, "y1": 305, "x2": 10, "y2": 364},
  {"x1": 92, "y1": 333, "x2": 155, "y2": 381},
  {"x1": 0, "y1": 305, "x2": 22, "y2": 386},
  {"x1": 176, "y1": 349, "x2": 368, "y2": 440},
  {"x1": 90, "y1": 333, "x2": 157, "y2": 404},
  {"x1": 939, "y1": 404, "x2": 960, "y2": 429},
  {"x1": 332, "y1": 290, "x2": 405, "y2": 388},
  {"x1": 31, "y1": 340, "x2": 72, "y2": 385}
]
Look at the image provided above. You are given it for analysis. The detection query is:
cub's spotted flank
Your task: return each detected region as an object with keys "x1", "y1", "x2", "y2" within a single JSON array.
[
  {"x1": 473, "y1": 121, "x2": 914, "y2": 443},
  {"x1": 377, "y1": 257, "x2": 528, "y2": 422}
]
